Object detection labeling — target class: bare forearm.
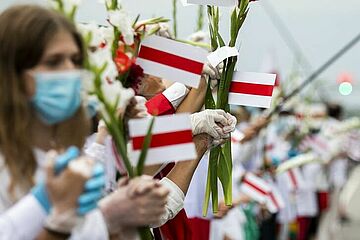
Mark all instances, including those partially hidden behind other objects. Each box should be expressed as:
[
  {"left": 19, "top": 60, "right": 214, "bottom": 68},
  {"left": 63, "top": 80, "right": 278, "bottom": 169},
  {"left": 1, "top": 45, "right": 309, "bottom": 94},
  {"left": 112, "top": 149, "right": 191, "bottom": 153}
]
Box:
[
  {"left": 176, "top": 78, "right": 207, "bottom": 113},
  {"left": 166, "top": 134, "right": 208, "bottom": 194},
  {"left": 143, "top": 164, "right": 165, "bottom": 176}
]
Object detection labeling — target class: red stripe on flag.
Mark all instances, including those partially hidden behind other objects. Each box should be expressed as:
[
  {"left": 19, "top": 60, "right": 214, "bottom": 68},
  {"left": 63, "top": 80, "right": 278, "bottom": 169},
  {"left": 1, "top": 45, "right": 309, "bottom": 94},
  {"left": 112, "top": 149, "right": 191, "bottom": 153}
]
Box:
[
  {"left": 243, "top": 178, "right": 268, "bottom": 195},
  {"left": 230, "top": 82, "right": 274, "bottom": 96},
  {"left": 138, "top": 45, "right": 204, "bottom": 75},
  {"left": 288, "top": 170, "right": 298, "bottom": 189},
  {"left": 269, "top": 192, "right": 280, "bottom": 210},
  {"left": 133, "top": 130, "right": 193, "bottom": 150}
]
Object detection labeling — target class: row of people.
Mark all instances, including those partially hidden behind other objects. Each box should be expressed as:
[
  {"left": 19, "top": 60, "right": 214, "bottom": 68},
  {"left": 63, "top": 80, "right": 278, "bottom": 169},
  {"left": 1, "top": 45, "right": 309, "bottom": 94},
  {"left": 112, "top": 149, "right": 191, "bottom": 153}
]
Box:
[{"left": 0, "top": 4, "right": 246, "bottom": 240}]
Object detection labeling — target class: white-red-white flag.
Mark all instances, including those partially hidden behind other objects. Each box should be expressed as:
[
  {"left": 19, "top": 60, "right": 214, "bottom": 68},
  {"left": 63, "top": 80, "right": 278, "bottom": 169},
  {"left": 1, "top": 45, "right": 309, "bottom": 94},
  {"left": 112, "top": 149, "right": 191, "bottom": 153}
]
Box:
[
  {"left": 128, "top": 114, "right": 196, "bottom": 166},
  {"left": 299, "top": 135, "right": 330, "bottom": 158},
  {"left": 137, "top": 35, "right": 207, "bottom": 88},
  {"left": 229, "top": 72, "right": 277, "bottom": 108},
  {"left": 266, "top": 185, "right": 286, "bottom": 213},
  {"left": 280, "top": 168, "right": 306, "bottom": 191},
  {"left": 240, "top": 173, "right": 272, "bottom": 203}
]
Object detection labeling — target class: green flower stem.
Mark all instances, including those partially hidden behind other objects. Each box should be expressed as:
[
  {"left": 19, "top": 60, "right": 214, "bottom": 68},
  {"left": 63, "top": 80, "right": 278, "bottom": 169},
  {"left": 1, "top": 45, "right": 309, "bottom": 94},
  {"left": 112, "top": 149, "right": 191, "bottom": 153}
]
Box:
[
  {"left": 204, "top": 0, "right": 250, "bottom": 214},
  {"left": 196, "top": 5, "right": 204, "bottom": 31},
  {"left": 172, "top": 0, "right": 178, "bottom": 38}
]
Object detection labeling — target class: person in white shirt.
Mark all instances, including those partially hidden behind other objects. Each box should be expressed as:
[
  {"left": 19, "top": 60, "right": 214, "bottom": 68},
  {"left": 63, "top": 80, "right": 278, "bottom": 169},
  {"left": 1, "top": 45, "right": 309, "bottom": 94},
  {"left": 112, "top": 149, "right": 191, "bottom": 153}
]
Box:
[{"left": 0, "top": 5, "right": 170, "bottom": 239}]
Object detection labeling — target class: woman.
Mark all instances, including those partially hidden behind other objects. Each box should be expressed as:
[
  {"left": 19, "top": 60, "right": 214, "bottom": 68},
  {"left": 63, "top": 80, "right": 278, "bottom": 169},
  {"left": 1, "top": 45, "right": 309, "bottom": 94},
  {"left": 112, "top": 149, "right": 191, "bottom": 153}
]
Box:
[{"left": 0, "top": 5, "right": 169, "bottom": 239}]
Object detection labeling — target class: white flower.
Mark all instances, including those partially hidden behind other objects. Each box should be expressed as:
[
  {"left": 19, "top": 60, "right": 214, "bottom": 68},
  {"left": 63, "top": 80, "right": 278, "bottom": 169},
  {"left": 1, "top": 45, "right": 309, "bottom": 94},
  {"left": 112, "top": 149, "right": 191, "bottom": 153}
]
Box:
[
  {"left": 108, "top": 9, "right": 134, "bottom": 45},
  {"left": 87, "top": 46, "right": 118, "bottom": 83},
  {"left": 77, "top": 23, "right": 104, "bottom": 47},
  {"left": 88, "top": 47, "right": 110, "bottom": 68},
  {"left": 99, "top": 80, "right": 135, "bottom": 122},
  {"left": 101, "top": 80, "right": 135, "bottom": 110},
  {"left": 81, "top": 70, "right": 96, "bottom": 93},
  {"left": 100, "top": 26, "right": 115, "bottom": 46}
]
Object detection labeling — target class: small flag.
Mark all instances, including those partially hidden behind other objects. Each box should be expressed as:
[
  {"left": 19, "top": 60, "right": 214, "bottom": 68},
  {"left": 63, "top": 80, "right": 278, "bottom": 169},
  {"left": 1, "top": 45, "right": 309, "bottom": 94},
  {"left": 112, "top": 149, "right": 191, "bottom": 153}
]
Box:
[
  {"left": 266, "top": 185, "right": 285, "bottom": 213},
  {"left": 137, "top": 35, "right": 208, "bottom": 88},
  {"left": 146, "top": 93, "right": 175, "bottom": 116},
  {"left": 186, "top": 0, "right": 237, "bottom": 7},
  {"left": 146, "top": 83, "right": 189, "bottom": 116},
  {"left": 280, "top": 168, "right": 306, "bottom": 191},
  {"left": 128, "top": 114, "right": 196, "bottom": 166},
  {"left": 300, "top": 135, "right": 329, "bottom": 157},
  {"left": 240, "top": 173, "right": 272, "bottom": 203},
  {"left": 229, "top": 72, "right": 276, "bottom": 108}
]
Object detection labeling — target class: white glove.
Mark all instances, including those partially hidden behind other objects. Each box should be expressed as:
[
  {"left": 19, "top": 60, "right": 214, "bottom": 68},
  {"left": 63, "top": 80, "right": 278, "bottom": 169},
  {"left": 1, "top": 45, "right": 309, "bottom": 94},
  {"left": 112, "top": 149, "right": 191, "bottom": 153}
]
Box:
[
  {"left": 133, "top": 96, "right": 150, "bottom": 118},
  {"left": 223, "top": 112, "right": 237, "bottom": 134},
  {"left": 190, "top": 109, "right": 237, "bottom": 139},
  {"left": 202, "top": 62, "right": 224, "bottom": 89},
  {"left": 210, "top": 113, "right": 236, "bottom": 147},
  {"left": 188, "top": 31, "right": 208, "bottom": 43},
  {"left": 155, "top": 23, "right": 173, "bottom": 39}
]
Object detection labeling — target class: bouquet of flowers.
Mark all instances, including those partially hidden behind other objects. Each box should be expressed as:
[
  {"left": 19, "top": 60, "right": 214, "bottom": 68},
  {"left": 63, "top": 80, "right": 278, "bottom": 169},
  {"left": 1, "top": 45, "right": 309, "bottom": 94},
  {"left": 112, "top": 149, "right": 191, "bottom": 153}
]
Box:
[{"left": 203, "top": 0, "right": 257, "bottom": 216}]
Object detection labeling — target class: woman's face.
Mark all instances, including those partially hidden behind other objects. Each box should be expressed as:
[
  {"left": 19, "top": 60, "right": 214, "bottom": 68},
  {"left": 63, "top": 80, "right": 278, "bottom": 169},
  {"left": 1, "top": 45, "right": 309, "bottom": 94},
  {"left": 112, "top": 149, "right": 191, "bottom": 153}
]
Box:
[{"left": 25, "top": 30, "right": 81, "bottom": 97}]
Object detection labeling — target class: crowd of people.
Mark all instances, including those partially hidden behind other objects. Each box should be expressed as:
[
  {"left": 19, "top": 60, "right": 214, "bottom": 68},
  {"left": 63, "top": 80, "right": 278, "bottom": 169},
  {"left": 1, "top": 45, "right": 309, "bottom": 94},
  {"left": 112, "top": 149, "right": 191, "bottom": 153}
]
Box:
[{"left": 0, "top": 3, "right": 359, "bottom": 240}]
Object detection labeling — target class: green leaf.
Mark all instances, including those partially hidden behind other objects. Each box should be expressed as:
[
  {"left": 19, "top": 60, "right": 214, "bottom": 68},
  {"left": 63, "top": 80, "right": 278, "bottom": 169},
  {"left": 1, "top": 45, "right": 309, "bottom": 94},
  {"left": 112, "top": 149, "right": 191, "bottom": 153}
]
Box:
[
  {"left": 209, "top": 147, "right": 220, "bottom": 213},
  {"left": 216, "top": 58, "right": 231, "bottom": 108},
  {"left": 205, "top": 81, "right": 216, "bottom": 109},
  {"left": 175, "top": 39, "right": 211, "bottom": 50},
  {"left": 218, "top": 140, "right": 233, "bottom": 206},
  {"left": 217, "top": 33, "right": 226, "bottom": 47},
  {"left": 136, "top": 117, "right": 155, "bottom": 176},
  {"left": 138, "top": 226, "right": 154, "bottom": 240},
  {"left": 172, "top": 0, "right": 178, "bottom": 38},
  {"left": 218, "top": 57, "right": 237, "bottom": 109},
  {"left": 230, "top": 7, "right": 237, "bottom": 42},
  {"left": 68, "top": 6, "right": 77, "bottom": 22},
  {"left": 196, "top": 5, "right": 204, "bottom": 31},
  {"left": 132, "top": 14, "right": 141, "bottom": 27},
  {"left": 202, "top": 161, "right": 212, "bottom": 216}
]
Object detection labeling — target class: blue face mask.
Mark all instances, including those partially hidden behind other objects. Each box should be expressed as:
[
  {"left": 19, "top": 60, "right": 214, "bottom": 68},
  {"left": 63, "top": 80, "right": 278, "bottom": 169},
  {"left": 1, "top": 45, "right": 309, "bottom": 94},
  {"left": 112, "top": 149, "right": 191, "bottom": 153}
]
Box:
[{"left": 31, "top": 71, "right": 82, "bottom": 125}]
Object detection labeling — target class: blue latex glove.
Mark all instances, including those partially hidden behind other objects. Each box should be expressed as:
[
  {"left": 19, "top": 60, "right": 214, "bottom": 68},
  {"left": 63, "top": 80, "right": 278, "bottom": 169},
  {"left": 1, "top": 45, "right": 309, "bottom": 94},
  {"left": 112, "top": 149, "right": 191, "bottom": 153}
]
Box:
[
  {"left": 32, "top": 146, "right": 105, "bottom": 215},
  {"left": 54, "top": 146, "right": 80, "bottom": 174},
  {"left": 31, "top": 182, "right": 52, "bottom": 213},
  {"left": 77, "top": 163, "right": 105, "bottom": 215},
  {"left": 32, "top": 146, "right": 80, "bottom": 213}
]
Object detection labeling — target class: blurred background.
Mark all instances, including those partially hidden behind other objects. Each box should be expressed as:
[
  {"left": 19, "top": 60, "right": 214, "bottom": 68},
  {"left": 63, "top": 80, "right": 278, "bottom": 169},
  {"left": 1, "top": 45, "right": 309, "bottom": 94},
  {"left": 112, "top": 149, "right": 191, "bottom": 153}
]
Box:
[{"left": 2, "top": 0, "right": 360, "bottom": 115}]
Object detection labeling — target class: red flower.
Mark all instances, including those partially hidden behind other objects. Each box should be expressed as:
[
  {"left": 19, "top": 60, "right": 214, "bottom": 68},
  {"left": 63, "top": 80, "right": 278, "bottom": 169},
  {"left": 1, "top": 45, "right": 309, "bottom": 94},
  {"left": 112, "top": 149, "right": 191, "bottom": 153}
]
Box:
[{"left": 114, "top": 49, "right": 133, "bottom": 74}]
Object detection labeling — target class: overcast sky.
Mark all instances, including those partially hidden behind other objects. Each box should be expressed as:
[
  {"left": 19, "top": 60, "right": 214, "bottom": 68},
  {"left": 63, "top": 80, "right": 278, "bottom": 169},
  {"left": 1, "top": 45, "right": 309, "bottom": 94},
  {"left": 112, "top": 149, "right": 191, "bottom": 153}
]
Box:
[{"left": 2, "top": 0, "right": 360, "bottom": 112}]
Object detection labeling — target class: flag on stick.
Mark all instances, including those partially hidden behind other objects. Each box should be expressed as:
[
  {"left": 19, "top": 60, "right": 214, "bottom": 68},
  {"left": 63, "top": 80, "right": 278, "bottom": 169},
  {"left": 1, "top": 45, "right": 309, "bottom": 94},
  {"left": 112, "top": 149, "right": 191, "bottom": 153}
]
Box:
[
  {"left": 129, "top": 114, "right": 196, "bottom": 166},
  {"left": 229, "top": 72, "right": 277, "bottom": 108},
  {"left": 137, "top": 35, "right": 207, "bottom": 88}
]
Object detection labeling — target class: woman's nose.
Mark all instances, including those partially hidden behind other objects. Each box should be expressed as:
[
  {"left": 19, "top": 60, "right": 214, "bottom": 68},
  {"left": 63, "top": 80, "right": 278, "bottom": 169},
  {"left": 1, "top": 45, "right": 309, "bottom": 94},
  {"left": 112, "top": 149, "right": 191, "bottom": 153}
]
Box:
[{"left": 62, "top": 58, "right": 76, "bottom": 70}]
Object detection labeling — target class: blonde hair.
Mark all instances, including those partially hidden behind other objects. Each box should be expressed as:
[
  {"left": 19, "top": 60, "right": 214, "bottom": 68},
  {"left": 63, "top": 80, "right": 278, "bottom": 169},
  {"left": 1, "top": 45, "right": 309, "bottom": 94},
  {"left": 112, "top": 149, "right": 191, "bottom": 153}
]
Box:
[{"left": 0, "top": 5, "right": 90, "bottom": 193}]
